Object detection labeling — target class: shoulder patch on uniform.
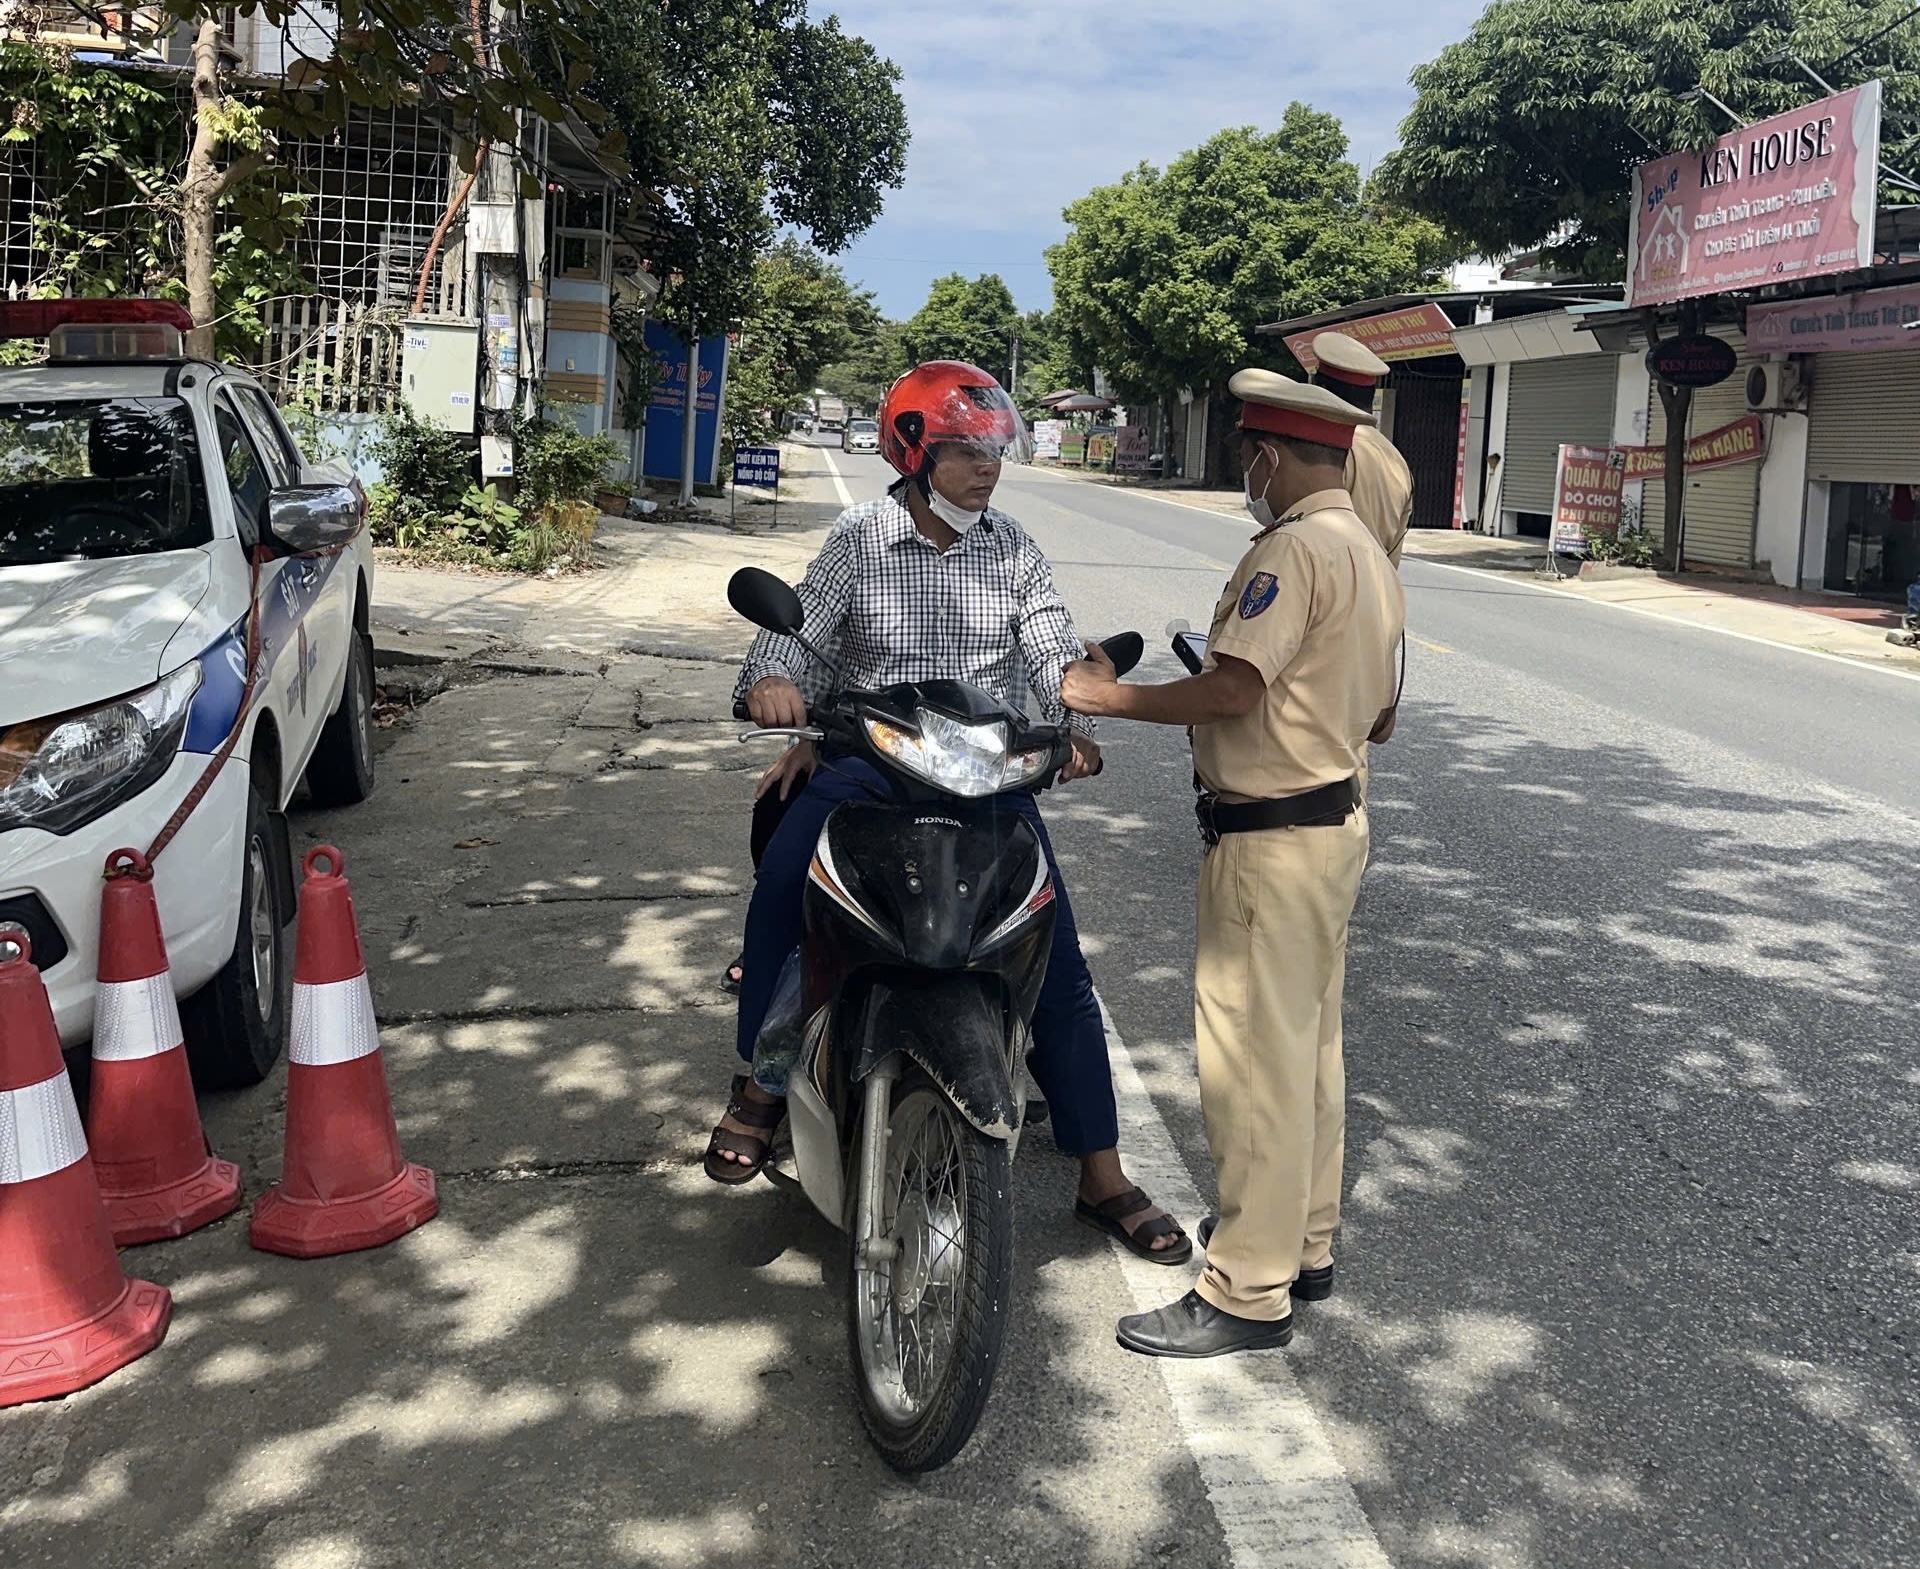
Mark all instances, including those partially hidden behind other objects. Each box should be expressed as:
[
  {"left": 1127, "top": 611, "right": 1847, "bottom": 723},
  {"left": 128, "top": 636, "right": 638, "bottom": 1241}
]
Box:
[{"left": 1239, "top": 572, "right": 1279, "bottom": 619}]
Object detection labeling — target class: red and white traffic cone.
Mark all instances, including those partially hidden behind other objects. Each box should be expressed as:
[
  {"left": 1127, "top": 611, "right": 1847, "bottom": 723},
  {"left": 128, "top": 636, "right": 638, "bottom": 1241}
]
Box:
[
  {"left": 87, "top": 849, "right": 242, "bottom": 1246},
  {"left": 0, "top": 928, "right": 171, "bottom": 1408},
  {"left": 249, "top": 846, "right": 436, "bottom": 1258}
]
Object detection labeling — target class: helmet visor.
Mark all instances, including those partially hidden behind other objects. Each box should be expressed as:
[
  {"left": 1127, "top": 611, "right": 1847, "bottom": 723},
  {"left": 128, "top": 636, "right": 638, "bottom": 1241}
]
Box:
[{"left": 923, "top": 380, "right": 1033, "bottom": 466}]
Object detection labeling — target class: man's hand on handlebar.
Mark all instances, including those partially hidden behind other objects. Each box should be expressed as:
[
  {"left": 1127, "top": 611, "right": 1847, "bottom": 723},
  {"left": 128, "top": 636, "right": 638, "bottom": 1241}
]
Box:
[
  {"left": 755, "top": 739, "right": 819, "bottom": 801},
  {"left": 1059, "top": 733, "right": 1101, "bottom": 783},
  {"left": 747, "top": 675, "right": 809, "bottom": 729}
]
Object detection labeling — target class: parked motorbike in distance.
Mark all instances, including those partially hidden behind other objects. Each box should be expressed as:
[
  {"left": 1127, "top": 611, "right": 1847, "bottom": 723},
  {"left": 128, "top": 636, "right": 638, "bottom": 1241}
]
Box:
[{"left": 727, "top": 566, "right": 1140, "bottom": 1474}]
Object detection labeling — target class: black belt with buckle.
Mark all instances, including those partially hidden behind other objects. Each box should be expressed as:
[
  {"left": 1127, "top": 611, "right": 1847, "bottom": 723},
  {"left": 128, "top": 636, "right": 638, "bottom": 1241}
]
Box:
[{"left": 1194, "top": 778, "right": 1357, "bottom": 845}]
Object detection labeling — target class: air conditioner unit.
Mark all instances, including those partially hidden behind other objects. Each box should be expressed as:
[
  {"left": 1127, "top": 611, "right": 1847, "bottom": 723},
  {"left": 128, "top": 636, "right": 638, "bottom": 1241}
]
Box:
[{"left": 1746, "top": 358, "right": 1809, "bottom": 412}]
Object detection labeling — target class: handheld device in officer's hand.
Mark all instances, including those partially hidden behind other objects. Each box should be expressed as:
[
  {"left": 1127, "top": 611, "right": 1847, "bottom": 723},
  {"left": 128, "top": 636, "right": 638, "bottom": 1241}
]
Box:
[{"left": 1167, "top": 618, "right": 1207, "bottom": 676}]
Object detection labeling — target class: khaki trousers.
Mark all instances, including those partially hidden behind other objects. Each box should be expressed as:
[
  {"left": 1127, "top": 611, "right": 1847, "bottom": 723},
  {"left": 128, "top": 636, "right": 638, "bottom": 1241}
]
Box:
[{"left": 1194, "top": 810, "right": 1370, "bottom": 1322}]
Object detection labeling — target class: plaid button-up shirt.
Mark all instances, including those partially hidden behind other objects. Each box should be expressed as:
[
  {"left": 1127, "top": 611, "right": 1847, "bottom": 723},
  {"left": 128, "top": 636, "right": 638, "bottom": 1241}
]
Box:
[{"left": 735, "top": 494, "right": 1094, "bottom": 736}]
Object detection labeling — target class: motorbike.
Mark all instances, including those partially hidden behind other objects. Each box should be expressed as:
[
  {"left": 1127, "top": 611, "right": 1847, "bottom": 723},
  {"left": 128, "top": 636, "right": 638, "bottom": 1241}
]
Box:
[{"left": 726, "top": 566, "right": 1140, "bottom": 1475}]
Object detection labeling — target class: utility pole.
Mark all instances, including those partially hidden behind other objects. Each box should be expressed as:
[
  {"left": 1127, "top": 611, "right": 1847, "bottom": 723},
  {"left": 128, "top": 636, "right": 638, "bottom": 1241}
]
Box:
[
  {"left": 679, "top": 295, "right": 700, "bottom": 509},
  {"left": 1008, "top": 333, "right": 1019, "bottom": 399}
]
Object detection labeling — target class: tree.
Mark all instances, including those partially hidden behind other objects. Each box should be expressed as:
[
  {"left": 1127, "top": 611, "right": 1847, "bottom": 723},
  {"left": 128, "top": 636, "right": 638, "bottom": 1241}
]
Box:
[
  {"left": 817, "top": 318, "right": 908, "bottom": 411},
  {"left": 1046, "top": 109, "right": 1450, "bottom": 475},
  {"left": 898, "top": 273, "right": 1021, "bottom": 382},
  {"left": 1377, "top": 0, "right": 1920, "bottom": 566},
  {"left": 555, "top": 1, "right": 907, "bottom": 342},
  {"left": 5, "top": 0, "right": 624, "bottom": 355},
  {"left": 724, "top": 238, "right": 881, "bottom": 445}
]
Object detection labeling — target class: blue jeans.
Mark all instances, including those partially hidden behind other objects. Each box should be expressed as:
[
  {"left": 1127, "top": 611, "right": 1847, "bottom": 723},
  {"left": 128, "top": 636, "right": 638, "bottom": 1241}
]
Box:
[{"left": 735, "top": 758, "right": 1121, "bottom": 1157}]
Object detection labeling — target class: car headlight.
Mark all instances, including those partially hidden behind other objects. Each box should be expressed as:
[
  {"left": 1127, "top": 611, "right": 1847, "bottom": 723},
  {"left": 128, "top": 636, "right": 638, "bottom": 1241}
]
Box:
[
  {"left": 0, "top": 663, "right": 203, "bottom": 835},
  {"left": 864, "top": 708, "right": 1059, "bottom": 798}
]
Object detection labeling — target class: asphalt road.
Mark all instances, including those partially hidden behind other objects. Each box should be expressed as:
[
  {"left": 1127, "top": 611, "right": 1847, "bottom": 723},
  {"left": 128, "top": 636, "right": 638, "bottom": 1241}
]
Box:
[{"left": 825, "top": 444, "right": 1920, "bottom": 1567}]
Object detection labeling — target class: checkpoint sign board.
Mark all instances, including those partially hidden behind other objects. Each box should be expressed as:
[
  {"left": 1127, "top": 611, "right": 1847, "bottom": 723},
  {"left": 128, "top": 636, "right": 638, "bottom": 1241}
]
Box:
[{"left": 733, "top": 446, "right": 780, "bottom": 490}]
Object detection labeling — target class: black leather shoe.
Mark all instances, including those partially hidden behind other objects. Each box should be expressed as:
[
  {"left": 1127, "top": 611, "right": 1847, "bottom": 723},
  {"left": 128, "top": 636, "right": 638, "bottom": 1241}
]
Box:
[
  {"left": 1116, "top": 1290, "right": 1293, "bottom": 1359},
  {"left": 1195, "top": 1215, "right": 1335, "bottom": 1302}
]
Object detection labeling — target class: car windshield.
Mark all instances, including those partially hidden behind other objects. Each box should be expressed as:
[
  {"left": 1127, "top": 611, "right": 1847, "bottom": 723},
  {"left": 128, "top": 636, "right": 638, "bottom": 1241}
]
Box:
[
  {"left": 851, "top": 421, "right": 876, "bottom": 433},
  {"left": 0, "top": 396, "right": 213, "bottom": 566}
]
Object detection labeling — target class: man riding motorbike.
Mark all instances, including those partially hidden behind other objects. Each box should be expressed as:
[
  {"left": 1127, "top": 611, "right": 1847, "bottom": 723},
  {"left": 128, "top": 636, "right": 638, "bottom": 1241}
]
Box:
[{"left": 704, "top": 360, "right": 1190, "bottom": 1263}]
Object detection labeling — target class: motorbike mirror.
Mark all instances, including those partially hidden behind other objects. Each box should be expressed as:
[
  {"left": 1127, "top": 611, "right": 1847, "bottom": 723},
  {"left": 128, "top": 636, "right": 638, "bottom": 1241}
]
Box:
[
  {"left": 1099, "top": 631, "right": 1144, "bottom": 678},
  {"left": 728, "top": 567, "right": 805, "bottom": 635}
]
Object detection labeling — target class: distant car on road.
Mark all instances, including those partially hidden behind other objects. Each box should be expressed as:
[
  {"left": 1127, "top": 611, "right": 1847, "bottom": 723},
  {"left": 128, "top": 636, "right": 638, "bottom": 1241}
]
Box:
[
  {"left": 0, "top": 300, "right": 377, "bottom": 1089},
  {"left": 842, "top": 418, "right": 879, "bottom": 454}
]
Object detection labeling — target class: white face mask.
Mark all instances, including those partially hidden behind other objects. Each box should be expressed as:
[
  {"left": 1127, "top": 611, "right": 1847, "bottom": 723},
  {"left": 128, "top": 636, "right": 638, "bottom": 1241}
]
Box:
[
  {"left": 1243, "top": 443, "right": 1279, "bottom": 530},
  {"left": 926, "top": 484, "right": 984, "bottom": 533}
]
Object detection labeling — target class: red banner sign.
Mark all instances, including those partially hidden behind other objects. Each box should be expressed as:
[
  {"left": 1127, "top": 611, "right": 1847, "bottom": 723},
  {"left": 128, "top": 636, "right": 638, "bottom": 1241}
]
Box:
[
  {"left": 1747, "top": 279, "right": 1920, "bottom": 354},
  {"left": 1285, "top": 302, "right": 1457, "bottom": 371},
  {"left": 1618, "top": 414, "right": 1766, "bottom": 483},
  {"left": 1551, "top": 445, "right": 1625, "bottom": 553},
  {"left": 1626, "top": 83, "right": 1882, "bottom": 308}
]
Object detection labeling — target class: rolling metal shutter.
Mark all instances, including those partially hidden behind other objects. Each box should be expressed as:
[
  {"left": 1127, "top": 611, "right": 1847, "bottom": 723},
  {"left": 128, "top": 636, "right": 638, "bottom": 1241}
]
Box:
[
  {"left": 1806, "top": 352, "right": 1920, "bottom": 484},
  {"left": 1642, "top": 342, "right": 1759, "bottom": 568},
  {"left": 1499, "top": 358, "right": 1619, "bottom": 515}
]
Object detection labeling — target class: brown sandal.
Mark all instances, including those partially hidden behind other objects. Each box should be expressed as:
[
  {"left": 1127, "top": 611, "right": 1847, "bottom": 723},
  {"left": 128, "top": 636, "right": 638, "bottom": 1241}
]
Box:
[
  {"left": 704, "top": 1074, "right": 786, "bottom": 1185},
  {"left": 1075, "top": 1186, "right": 1193, "bottom": 1265}
]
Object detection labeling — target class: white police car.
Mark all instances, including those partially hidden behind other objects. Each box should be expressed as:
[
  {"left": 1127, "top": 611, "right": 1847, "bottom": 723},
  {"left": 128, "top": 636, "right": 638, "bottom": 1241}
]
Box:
[{"left": 0, "top": 301, "right": 376, "bottom": 1087}]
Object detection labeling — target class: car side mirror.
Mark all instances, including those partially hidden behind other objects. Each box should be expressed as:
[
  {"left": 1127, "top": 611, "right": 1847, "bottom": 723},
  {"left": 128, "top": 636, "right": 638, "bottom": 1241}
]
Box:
[
  {"left": 267, "top": 483, "right": 363, "bottom": 555},
  {"left": 728, "top": 567, "right": 805, "bottom": 635}
]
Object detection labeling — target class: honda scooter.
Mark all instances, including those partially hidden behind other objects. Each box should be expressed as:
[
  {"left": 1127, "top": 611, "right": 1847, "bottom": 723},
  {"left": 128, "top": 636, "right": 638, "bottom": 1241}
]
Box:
[{"left": 727, "top": 566, "right": 1139, "bottom": 1474}]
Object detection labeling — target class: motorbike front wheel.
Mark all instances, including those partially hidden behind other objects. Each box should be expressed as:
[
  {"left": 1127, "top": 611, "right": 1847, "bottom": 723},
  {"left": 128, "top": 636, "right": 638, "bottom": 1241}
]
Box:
[{"left": 847, "top": 1077, "right": 1014, "bottom": 1474}]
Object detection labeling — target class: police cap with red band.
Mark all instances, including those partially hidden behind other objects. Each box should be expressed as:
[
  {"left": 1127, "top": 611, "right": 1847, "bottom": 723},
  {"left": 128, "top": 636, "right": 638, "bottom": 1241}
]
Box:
[
  {"left": 1310, "top": 331, "right": 1391, "bottom": 389},
  {"left": 1228, "top": 369, "right": 1376, "bottom": 451}
]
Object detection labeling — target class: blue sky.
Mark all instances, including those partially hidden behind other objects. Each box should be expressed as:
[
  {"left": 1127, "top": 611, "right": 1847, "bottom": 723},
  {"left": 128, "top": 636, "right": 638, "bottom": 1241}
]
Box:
[{"left": 814, "top": 0, "right": 1488, "bottom": 319}]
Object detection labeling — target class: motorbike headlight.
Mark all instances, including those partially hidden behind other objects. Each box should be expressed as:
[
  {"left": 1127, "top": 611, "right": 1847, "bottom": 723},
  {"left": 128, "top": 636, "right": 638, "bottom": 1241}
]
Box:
[
  {"left": 865, "top": 708, "right": 1059, "bottom": 798},
  {"left": 0, "top": 663, "right": 203, "bottom": 835}
]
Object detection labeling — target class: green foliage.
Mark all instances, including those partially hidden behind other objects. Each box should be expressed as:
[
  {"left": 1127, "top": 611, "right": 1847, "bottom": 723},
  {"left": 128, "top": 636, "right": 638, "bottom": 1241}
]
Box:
[
  {"left": 0, "top": 42, "right": 306, "bottom": 357},
  {"left": 899, "top": 273, "right": 1021, "bottom": 379},
  {"left": 1046, "top": 111, "right": 1453, "bottom": 405},
  {"left": 726, "top": 238, "right": 882, "bottom": 445},
  {"left": 818, "top": 319, "right": 910, "bottom": 412},
  {"left": 543, "top": 2, "right": 907, "bottom": 339},
  {"left": 512, "top": 416, "right": 624, "bottom": 513},
  {"left": 1378, "top": 0, "right": 1920, "bottom": 273},
  {"left": 367, "top": 404, "right": 472, "bottom": 515}
]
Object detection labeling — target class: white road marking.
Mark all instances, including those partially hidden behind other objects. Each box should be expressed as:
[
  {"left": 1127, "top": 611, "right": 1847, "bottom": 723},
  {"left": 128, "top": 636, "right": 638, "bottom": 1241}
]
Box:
[
  {"left": 818, "top": 445, "right": 855, "bottom": 508},
  {"left": 1409, "top": 557, "right": 1920, "bottom": 685},
  {"left": 1093, "top": 992, "right": 1391, "bottom": 1569}
]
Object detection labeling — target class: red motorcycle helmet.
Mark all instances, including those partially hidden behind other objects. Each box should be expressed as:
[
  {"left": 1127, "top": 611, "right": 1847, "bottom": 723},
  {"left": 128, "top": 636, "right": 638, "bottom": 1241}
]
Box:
[{"left": 878, "top": 360, "right": 1030, "bottom": 478}]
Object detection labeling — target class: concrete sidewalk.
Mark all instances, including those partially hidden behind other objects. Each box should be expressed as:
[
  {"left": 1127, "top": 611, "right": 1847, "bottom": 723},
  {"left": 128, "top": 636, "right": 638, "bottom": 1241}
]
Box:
[{"left": 1034, "top": 464, "right": 1920, "bottom": 677}]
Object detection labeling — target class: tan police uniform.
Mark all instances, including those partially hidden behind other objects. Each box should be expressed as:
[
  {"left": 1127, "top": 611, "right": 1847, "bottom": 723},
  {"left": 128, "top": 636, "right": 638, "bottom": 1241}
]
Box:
[
  {"left": 1312, "top": 332, "right": 1413, "bottom": 567},
  {"left": 1191, "top": 373, "right": 1405, "bottom": 1322}
]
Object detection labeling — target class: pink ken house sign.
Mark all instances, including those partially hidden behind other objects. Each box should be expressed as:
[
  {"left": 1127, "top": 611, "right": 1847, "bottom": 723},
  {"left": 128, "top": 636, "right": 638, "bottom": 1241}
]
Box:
[{"left": 1626, "top": 83, "right": 1883, "bottom": 309}]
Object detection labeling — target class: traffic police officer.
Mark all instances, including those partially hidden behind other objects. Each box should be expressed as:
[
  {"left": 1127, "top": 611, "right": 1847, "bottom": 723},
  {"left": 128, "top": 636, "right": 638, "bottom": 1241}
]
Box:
[
  {"left": 1061, "top": 373, "right": 1405, "bottom": 1357},
  {"left": 1311, "top": 331, "right": 1413, "bottom": 566}
]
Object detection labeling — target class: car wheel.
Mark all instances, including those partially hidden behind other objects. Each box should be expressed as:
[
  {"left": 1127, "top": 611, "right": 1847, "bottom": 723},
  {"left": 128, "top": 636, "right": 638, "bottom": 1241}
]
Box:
[
  {"left": 181, "top": 780, "right": 292, "bottom": 1090},
  {"left": 304, "top": 626, "right": 376, "bottom": 807}
]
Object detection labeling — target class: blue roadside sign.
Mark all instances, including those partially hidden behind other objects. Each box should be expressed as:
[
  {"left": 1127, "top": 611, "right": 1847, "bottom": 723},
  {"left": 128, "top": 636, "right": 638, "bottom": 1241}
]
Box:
[{"left": 733, "top": 445, "right": 781, "bottom": 490}]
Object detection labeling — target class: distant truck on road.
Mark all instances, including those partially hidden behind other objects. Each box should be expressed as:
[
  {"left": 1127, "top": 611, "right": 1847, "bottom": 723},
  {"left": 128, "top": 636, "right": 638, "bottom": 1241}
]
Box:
[{"left": 814, "top": 395, "right": 847, "bottom": 433}]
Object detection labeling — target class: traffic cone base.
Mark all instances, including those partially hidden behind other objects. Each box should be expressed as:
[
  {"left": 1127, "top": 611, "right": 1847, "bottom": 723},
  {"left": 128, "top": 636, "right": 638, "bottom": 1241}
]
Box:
[
  {"left": 250, "top": 1161, "right": 437, "bottom": 1259},
  {"left": 88, "top": 851, "right": 242, "bottom": 1246},
  {"left": 100, "top": 1156, "right": 242, "bottom": 1247},
  {"left": 2, "top": 926, "right": 172, "bottom": 1408},
  {"left": 0, "top": 1277, "right": 171, "bottom": 1407}
]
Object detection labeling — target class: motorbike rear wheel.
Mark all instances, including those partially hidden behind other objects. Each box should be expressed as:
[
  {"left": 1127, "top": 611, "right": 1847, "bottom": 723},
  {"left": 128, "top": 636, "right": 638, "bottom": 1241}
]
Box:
[{"left": 847, "top": 1076, "right": 1014, "bottom": 1474}]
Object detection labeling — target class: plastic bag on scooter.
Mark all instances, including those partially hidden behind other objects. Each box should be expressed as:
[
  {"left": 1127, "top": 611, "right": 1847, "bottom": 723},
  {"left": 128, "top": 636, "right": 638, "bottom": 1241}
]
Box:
[{"left": 751, "top": 947, "right": 806, "bottom": 1097}]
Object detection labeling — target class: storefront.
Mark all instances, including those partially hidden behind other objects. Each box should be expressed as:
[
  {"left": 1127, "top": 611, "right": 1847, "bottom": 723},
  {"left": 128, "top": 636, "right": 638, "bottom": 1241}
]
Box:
[
  {"left": 1748, "top": 278, "right": 1920, "bottom": 598},
  {"left": 1641, "top": 334, "right": 1764, "bottom": 569},
  {"left": 1496, "top": 358, "right": 1619, "bottom": 532}
]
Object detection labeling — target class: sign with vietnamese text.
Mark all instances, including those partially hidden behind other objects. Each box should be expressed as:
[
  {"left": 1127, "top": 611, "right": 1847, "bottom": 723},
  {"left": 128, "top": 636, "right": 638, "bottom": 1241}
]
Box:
[
  {"left": 1551, "top": 444, "right": 1625, "bottom": 554},
  {"left": 1618, "top": 414, "right": 1766, "bottom": 484},
  {"left": 1059, "top": 433, "right": 1087, "bottom": 467},
  {"left": 1747, "top": 279, "right": 1920, "bottom": 354},
  {"left": 732, "top": 445, "right": 780, "bottom": 490},
  {"left": 1647, "top": 334, "right": 1738, "bottom": 387},
  {"left": 642, "top": 319, "right": 730, "bottom": 486},
  {"left": 1626, "top": 83, "right": 1882, "bottom": 308},
  {"left": 1285, "top": 302, "right": 1457, "bottom": 371},
  {"left": 1114, "top": 425, "right": 1150, "bottom": 474},
  {"left": 1032, "top": 419, "right": 1063, "bottom": 459}
]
